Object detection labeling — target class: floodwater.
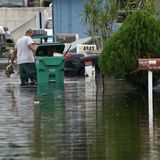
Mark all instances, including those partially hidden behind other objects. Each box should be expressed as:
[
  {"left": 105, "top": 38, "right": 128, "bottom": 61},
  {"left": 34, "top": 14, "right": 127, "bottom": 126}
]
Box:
[{"left": 0, "top": 69, "right": 160, "bottom": 160}]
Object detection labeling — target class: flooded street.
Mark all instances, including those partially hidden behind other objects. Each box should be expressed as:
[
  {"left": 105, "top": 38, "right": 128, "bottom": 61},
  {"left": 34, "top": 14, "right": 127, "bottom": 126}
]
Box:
[{"left": 0, "top": 69, "right": 160, "bottom": 160}]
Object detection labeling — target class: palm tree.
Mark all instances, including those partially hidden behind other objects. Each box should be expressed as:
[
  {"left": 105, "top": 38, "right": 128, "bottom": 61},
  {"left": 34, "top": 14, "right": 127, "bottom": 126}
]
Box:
[
  {"left": 81, "top": 0, "right": 119, "bottom": 49},
  {"left": 81, "top": 0, "right": 160, "bottom": 49}
]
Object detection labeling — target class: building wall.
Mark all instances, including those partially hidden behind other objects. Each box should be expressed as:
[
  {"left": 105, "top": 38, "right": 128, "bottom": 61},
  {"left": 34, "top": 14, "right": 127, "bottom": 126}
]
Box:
[
  {"left": 54, "top": 0, "right": 89, "bottom": 38},
  {"left": 0, "top": 7, "right": 49, "bottom": 41},
  {"left": 0, "top": 7, "right": 46, "bottom": 31}
]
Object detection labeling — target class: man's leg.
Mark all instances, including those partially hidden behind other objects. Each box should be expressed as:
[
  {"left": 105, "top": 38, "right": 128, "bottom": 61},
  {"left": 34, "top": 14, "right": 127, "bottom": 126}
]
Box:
[
  {"left": 19, "top": 64, "right": 29, "bottom": 85},
  {"left": 24, "top": 63, "right": 37, "bottom": 84}
]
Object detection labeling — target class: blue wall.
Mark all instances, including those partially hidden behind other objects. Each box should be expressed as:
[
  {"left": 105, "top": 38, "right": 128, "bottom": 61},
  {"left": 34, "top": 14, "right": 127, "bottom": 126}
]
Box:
[{"left": 54, "top": 0, "right": 89, "bottom": 38}]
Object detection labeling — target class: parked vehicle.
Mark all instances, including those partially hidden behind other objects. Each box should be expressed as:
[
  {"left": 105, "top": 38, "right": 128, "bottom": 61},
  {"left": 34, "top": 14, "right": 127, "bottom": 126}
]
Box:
[
  {"left": 64, "top": 52, "right": 100, "bottom": 76},
  {"left": 64, "top": 52, "right": 85, "bottom": 76}
]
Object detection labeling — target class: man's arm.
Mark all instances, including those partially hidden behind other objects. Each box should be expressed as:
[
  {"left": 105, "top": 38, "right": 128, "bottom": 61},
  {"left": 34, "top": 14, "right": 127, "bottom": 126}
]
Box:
[
  {"left": 28, "top": 43, "right": 37, "bottom": 54},
  {"left": 11, "top": 48, "right": 17, "bottom": 65}
]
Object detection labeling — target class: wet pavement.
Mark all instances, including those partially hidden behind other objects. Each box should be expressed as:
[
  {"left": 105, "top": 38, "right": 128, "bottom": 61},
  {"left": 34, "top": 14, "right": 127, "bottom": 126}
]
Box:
[{"left": 0, "top": 68, "right": 160, "bottom": 160}]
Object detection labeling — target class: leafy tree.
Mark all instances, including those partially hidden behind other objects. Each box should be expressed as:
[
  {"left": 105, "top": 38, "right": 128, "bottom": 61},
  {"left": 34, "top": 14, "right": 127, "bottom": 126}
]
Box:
[
  {"left": 99, "top": 10, "right": 160, "bottom": 87},
  {"left": 81, "top": 0, "right": 160, "bottom": 87}
]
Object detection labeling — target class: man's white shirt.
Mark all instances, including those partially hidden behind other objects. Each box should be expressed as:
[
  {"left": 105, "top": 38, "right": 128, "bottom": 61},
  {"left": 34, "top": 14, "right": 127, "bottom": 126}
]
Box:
[{"left": 15, "top": 36, "right": 35, "bottom": 64}]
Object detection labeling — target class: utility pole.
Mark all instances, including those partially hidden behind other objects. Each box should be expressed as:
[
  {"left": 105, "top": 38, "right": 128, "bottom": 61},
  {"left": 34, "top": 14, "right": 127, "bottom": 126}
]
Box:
[{"left": 51, "top": 0, "right": 54, "bottom": 41}]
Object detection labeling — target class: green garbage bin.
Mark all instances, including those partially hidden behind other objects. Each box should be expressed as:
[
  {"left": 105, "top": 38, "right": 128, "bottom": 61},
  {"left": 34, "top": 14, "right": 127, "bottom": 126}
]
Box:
[{"left": 35, "top": 43, "right": 65, "bottom": 84}]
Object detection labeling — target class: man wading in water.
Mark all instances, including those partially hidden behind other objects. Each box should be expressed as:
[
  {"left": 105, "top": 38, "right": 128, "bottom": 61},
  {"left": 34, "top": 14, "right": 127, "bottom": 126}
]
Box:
[{"left": 11, "top": 29, "right": 37, "bottom": 86}]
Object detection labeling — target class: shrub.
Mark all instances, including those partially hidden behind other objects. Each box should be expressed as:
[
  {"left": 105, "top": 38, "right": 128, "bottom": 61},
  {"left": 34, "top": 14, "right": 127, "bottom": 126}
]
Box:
[{"left": 99, "top": 10, "right": 160, "bottom": 88}]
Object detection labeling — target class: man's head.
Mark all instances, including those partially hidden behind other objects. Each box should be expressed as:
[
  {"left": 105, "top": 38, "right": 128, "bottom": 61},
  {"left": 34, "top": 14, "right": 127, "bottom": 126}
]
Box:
[{"left": 25, "top": 29, "right": 35, "bottom": 37}]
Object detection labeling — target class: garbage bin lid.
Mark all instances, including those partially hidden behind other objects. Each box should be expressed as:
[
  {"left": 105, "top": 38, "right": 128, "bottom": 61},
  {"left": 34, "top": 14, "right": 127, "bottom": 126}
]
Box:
[{"left": 35, "top": 43, "right": 65, "bottom": 56}]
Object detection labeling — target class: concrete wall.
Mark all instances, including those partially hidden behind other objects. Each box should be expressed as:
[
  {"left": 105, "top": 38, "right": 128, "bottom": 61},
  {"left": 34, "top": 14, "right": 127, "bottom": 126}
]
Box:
[
  {"left": 0, "top": 7, "right": 51, "bottom": 41},
  {"left": 11, "top": 17, "right": 36, "bottom": 41}
]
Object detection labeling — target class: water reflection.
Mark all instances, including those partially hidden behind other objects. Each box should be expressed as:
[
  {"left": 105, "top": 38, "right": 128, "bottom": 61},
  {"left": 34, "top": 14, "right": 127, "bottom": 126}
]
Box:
[
  {"left": 31, "top": 79, "right": 105, "bottom": 159},
  {"left": 102, "top": 79, "right": 160, "bottom": 160},
  {"left": 0, "top": 81, "right": 36, "bottom": 158},
  {"left": 32, "top": 83, "right": 65, "bottom": 158},
  {"left": 1, "top": 71, "right": 160, "bottom": 159}
]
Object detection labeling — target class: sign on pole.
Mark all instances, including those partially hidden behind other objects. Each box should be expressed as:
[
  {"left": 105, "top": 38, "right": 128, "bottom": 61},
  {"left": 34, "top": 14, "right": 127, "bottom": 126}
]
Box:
[
  {"left": 138, "top": 58, "right": 160, "bottom": 70},
  {"left": 138, "top": 58, "right": 160, "bottom": 128}
]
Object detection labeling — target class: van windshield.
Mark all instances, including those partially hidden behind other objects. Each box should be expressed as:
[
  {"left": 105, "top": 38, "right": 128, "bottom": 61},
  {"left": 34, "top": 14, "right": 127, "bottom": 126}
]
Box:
[{"left": 0, "top": 0, "right": 24, "bottom": 7}]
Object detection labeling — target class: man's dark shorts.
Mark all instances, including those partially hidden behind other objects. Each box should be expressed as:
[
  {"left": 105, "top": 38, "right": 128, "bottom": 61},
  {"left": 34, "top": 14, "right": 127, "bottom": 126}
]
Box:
[{"left": 19, "top": 63, "right": 37, "bottom": 84}]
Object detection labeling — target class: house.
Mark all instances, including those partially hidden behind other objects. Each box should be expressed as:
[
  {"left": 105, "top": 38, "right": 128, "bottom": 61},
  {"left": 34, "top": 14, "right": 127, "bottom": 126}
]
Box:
[{"left": 53, "top": 0, "right": 89, "bottom": 38}]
